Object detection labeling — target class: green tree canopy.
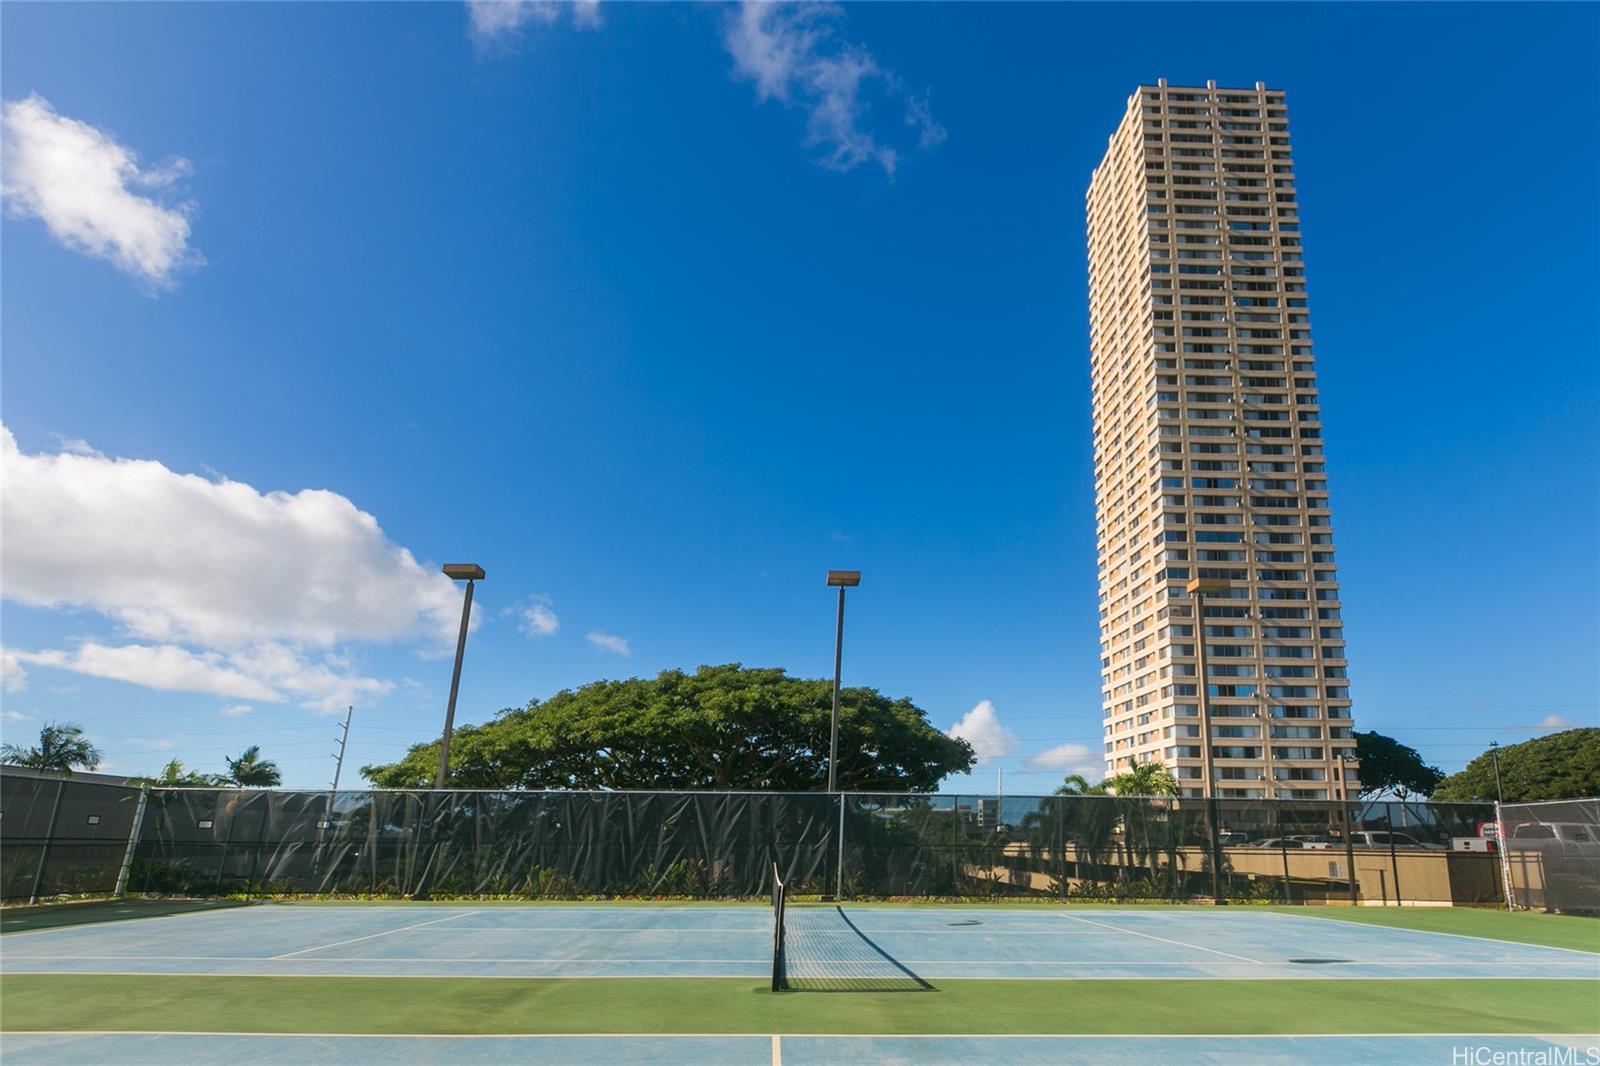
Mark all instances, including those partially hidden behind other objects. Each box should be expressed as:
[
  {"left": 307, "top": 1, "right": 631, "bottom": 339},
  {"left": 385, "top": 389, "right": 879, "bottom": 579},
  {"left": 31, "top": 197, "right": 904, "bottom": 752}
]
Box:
[
  {"left": 361, "top": 664, "right": 975, "bottom": 791},
  {"left": 1354, "top": 730, "right": 1444, "bottom": 799},
  {"left": 1432, "top": 728, "right": 1600, "bottom": 803},
  {"left": 0, "top": 722, "right": 102, "bottom": 775},
  {"left": 224, "top": 745, "right": 282, "bottom": 787}
]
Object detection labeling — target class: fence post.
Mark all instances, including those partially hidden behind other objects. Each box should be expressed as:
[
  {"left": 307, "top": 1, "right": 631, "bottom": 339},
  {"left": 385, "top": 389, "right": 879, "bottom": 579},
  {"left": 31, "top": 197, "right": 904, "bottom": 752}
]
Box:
[
  {"left": 1206, "top": 797, "right": 1224, "bottom": 903},
  {"left": 1495, "top": 801, "right": 1515, "bottom": 911},
  {"left": 835, "top": 792, "right": 846, "bottom": 900},
  {"left": 27, "top": 778, "right": 66, "bottom": 905},
  {"left": 113, "top": 784, "right": 151, "bottom": 898},
  {"left": 1342, "top": 800, "right": 1359, "bottom": 905},
  {"left": 1387, "top": 803, "right": 1402, "bottom": 908}
]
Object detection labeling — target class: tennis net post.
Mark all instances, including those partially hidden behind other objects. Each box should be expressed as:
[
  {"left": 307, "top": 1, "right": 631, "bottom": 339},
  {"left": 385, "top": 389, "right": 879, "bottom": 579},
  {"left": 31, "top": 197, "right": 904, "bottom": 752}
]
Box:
[{"left": 771, "top": 861, "right": 787, "bottom": 991}]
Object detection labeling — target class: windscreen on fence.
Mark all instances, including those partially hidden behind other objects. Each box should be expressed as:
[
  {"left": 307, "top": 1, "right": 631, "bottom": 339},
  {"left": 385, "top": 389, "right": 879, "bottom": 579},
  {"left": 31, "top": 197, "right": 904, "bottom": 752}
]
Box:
[
  {"left": 0, "top": 775, "right": 1513, "bottom": 905},
  {"left": 1499, "top": 798, "right": 1600, "bottom": 916},
  {"left": 0, "top": 773, "right": 145, "bottom": 901}
]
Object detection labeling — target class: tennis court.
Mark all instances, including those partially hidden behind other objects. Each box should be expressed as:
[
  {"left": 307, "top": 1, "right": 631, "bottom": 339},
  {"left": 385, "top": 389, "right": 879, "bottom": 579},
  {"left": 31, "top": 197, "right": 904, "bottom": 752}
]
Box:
[
  {"left": 4, "top": 901, "right": 1596, "bottom": 981},
  {"left": 2, "top": 900, "right": 1597, "bottom": 1064}
]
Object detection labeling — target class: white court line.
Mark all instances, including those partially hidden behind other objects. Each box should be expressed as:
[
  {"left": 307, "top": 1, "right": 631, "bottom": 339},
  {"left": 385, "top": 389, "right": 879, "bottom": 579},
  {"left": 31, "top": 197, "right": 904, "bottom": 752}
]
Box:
[
  {"left": 6, "top": 1024, "right": 1593, "bottom": 1030},
  {"left": 1262, "top": 911, "right": 1600, "bottom": 959},
  {"left": 270, "top": 911, "right": 477, "bottom": 960},
  {"left": 304, "top": 921, "right": 768, "bottom": 928},
  {"left": 3, "top": 969, "right": 1583, "bottom": 981},
  {"left": 1063, "top": 914, "right": 1263, "bottom": 964},
  {"left": 771, "top": 1033, "right": 781, "bottom": 1066},
  {"left": 13, "top": 956, "right": 1583, "bottom": 967}
]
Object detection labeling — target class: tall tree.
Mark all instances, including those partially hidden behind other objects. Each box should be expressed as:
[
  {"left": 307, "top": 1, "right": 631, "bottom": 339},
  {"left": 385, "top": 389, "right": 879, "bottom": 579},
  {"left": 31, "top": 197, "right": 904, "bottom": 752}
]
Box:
[
  {"left": 1432, "top": 729, "right": 1600, "bottom": 803},
  {"left": 224, "top": 745, "right": 282, "bottom": 787},
  {"left": 1354, "top": 730, "right": 1444, "bottom": 799},
  {"left": 362, "top": 663, "right": 975, "bottom": 791},
  {"left": 0, "top": 722, "right": 102, "bottom": 775}
]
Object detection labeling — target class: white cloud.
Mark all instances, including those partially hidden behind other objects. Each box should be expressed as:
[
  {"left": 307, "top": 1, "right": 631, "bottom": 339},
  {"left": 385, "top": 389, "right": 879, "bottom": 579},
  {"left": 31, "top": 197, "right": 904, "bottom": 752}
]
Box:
[
  {"left": 2, "top": 709, "right": 34, "bottom": 722},
  {"left": 466, "top": 0, "right": 599, "bottom": 41},
  {"left": 13, "top": 644, "right": 279, "bottom": 702},
  {"left": 1536, "top": 714, "right": 1578, "bottom": 731},
  {"left": 1023, "top": 742, "right": 1102, "bottom": 781},
  {"left": 54, "top": 435, "right": 104, "bottom": 458},
  {"left": 725, "top": 2, "right": 940, "bottom": 175},
  {"left": 1, "top": 649, "right": 26, "bottom": 693},
  {"left": 586, "top": 631, "right": 630, "bottom": 656},
  {"left": 946, "top": 699, "right": 1016, "bottom": 766},
  {"left": 904, "top": 93, "right": 946, "bottom": 149},
  {"left": 1, "top": 426, "right": 462, "bottom": 650},
  {"left": 1, "top": 95, "right": 200, "bottom": 288},
  {"left": 505, "top": 595, "right": 559, "bottom": 638},
  {"left": 218, "top": 704, "right": 253, "bottom": 718},
  {"left": 1, "top": 428, "right": 449, "bottom": 712}
]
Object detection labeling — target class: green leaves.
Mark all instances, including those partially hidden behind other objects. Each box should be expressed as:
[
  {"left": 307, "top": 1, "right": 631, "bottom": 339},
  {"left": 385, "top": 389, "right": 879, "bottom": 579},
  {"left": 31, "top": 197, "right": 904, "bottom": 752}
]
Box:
[
  {"left": 0, "top": 721, "right": 101, "bottom": 774},
  {"left": 1432, "top": 728, "right": 1599, "bottom": 803},
  {"left": 223, "top": 744, "right": 282, "bottom": 787},
  {"left": 361, "top": 663, "right": 975, "bottom": 791},
  {"left": 1354, "top": 730, "right": 1443, "bottom": 799}
]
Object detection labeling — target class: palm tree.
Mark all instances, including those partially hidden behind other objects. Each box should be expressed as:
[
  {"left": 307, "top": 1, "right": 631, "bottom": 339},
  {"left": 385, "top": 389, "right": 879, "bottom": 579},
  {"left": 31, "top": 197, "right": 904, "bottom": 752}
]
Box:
[
  {"left": 224, "top": 745, "right": 281, "bottom": 787},
  {"left": 0, "top": 722, "right": 102, "bottom": 774},
  {"left": 1054, "top": 774, "right": 1108, "bottom": 796},
  {"left": 1105, "top": 761, "right": 1179, "bottom": 797},
  {"left": 132, "top": 759, "right": 224, "bottom": 787}
]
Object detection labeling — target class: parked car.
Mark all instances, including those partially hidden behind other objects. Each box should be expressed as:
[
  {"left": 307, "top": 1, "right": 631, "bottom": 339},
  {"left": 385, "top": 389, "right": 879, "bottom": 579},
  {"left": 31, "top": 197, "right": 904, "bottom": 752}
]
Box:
[{"left": 1344, "top": 831, "right": 1445, "bottom": 850}]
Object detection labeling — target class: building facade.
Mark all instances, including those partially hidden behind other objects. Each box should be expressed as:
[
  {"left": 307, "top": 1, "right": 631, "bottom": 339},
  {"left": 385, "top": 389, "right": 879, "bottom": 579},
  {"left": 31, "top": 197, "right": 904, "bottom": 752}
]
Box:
[{"left": 1086, "top": 80, "right": 1357, "bottom": 800}]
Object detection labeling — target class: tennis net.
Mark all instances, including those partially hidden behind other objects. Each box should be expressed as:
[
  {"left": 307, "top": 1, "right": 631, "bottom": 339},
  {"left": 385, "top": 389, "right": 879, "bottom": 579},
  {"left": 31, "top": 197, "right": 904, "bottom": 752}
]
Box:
[{"left": 770, "top": 862, "right": 787, "bottom": 991}]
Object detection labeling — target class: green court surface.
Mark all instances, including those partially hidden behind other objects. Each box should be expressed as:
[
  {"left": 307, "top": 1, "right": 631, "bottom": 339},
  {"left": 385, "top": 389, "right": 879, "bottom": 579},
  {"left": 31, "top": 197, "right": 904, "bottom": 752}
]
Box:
[
  {"left": 0, "top": 898, "right": 247, "bottom": 935},
  {"left": 2, "top": 975, "right": 1597, "bottom": 1037}
]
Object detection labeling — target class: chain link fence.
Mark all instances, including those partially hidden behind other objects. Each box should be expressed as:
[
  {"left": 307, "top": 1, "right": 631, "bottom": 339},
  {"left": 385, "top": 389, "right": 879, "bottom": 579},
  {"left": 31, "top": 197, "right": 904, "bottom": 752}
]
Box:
[
  {"left": 1499, "top": 798, "right": 1600, "bottom": 916},
  {"left": 2, "top": 775, "right": 1525, "bottom": 906}
]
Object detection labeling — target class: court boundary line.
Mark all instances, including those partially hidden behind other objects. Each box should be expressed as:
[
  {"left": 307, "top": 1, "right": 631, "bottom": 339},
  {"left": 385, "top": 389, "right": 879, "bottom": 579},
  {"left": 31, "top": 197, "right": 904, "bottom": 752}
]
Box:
[
  {"left": 6, "top": 1024, "right": 1593, "bottom": 1030},
  {"left": 8, "top": 955, "right": 1575, "bottom": 967},
  {"left": 270, "top": 911, "right": 477, "bottom": 959},
  {"left": 1062, "top": 913, "right": 1263, "bottom": 964},
  {"left": 2, "top": 969, "right": 1590, "bottom": 981},
  {"left": 1260, "top": 910, "right": 1600, "bottom": 958}
]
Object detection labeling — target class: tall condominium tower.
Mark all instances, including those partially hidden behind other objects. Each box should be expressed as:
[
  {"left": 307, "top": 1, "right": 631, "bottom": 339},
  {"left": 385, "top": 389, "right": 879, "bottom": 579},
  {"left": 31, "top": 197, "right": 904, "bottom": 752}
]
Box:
[{"left": 1086, "top": 80, "right": 1357, "bottom": 801}]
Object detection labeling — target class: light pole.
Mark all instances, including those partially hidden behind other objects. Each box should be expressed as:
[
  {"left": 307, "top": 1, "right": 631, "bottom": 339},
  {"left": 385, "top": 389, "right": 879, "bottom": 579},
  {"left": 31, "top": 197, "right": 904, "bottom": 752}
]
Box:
[
  {"left": 1186, "top": 577, "right": 1230, "bottom": 902},
  {"left": 1336, "top": 749, "right": 1358, "bottom": 903},
  {"left": 825, "top": 570, "right": 860, "bottom": 793},
  {"left": 1489, "top": 741, "right": 1504, "bottom": 805},
  {"left": 1185, "top": 577, "right": 1230, "bottom": 800},
  {"left": 436, "top": 563, "right": 485, "bottom": 789}
]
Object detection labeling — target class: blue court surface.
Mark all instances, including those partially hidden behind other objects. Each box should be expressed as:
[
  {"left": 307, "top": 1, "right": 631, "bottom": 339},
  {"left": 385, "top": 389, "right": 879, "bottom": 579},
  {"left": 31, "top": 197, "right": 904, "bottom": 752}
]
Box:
[
  {"left": 3, "top": 1032, "right": 1598, "bottom": 1065},
  {"left": 3, "top": 903, "right": 1597, "bottom": 981}
]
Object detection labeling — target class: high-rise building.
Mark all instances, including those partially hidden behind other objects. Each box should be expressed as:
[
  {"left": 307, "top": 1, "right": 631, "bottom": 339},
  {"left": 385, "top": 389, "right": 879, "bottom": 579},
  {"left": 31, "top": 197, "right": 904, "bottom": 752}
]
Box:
[{"left": 1086, "top": 80, "right": 1357, "bottom": 801}]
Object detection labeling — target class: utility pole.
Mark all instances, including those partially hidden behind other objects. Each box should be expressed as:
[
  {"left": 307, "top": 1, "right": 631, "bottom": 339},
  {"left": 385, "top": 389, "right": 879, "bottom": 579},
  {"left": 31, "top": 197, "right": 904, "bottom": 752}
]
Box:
[
  {"left": 315, "top": 706, "right": 353, "bottom": 878},
  {"left": 331, "top": 706, "right": 353, "bottom": 793}
]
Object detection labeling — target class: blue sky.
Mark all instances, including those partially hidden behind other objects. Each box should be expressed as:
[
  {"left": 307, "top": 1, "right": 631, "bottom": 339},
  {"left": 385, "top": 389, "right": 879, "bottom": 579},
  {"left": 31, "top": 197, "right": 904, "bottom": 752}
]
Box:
[{"left": 2, "top": 2, "right": 1596, "bottom": 792}]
